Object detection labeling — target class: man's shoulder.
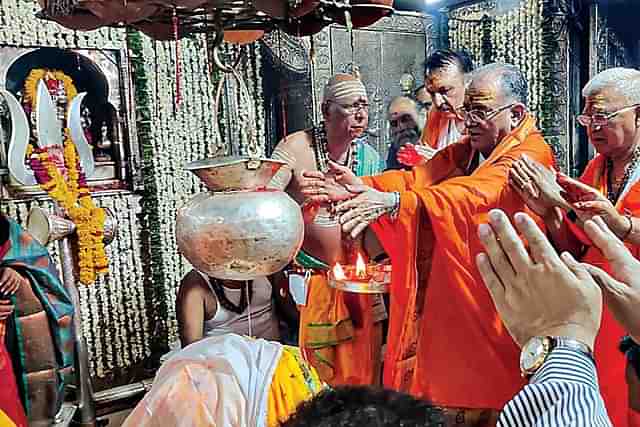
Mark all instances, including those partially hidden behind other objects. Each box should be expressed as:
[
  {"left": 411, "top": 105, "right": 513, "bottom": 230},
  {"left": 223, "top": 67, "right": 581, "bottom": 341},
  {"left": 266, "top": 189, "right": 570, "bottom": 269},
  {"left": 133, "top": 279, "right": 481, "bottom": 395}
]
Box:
[
  {"left": 273, "top": 129, "right": 313, "bottom": 154},
  {"left": 179, "top": 270, "right": 209, "bottom": 294},
  {"left": 515, "top": 130, "right": 555, "bottom": 164}
]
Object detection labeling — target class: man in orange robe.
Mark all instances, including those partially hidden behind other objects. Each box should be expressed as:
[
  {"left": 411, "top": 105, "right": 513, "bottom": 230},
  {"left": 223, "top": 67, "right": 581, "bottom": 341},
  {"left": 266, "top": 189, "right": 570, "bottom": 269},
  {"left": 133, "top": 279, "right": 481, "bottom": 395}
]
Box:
[
  {"left": 331, "top": 63, "right": 554, "bottom": 425},
  {"left": 508, "top": 67, "right": 640, "bottom": 427},
  {"left": 574, "top": 158, "right": 635, "bottom": 427}
]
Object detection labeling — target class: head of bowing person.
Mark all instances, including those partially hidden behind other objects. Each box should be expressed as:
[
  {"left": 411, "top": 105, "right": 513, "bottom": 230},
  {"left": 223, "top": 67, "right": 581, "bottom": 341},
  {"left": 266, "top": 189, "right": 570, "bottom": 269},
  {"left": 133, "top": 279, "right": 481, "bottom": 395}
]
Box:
[
  {"left": 321, "top": 73, "right": 369, "bottom": 141},
  {"left": 281, "top": 386, "right": 443, "bottom": 427},
  {"left": 578, "top": 67, "right": 640, "bottom": 161},
  {"left": 461, "top": 63, "right": 529, "bottom": 157},
  {"left": 424, "top": 48, "right": 473, "bottom": 119}
]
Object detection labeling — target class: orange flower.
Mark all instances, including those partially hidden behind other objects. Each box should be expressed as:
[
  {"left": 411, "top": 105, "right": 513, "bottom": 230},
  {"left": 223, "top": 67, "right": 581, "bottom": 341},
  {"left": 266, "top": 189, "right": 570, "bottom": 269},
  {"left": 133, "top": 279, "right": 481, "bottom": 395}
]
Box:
[{"left": 24, "top": 69, "right": 109, "bottom": 285}]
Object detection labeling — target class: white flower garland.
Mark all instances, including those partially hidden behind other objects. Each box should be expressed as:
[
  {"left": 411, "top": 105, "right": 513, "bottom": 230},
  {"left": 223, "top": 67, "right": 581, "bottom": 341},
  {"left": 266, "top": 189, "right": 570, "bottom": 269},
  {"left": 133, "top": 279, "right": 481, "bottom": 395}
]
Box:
[
  {"left": 448, "top": 0, "right": 544, "bottom": 116},
  {"left": 0, "top": 0, "right": 271, "bottom": 378}
]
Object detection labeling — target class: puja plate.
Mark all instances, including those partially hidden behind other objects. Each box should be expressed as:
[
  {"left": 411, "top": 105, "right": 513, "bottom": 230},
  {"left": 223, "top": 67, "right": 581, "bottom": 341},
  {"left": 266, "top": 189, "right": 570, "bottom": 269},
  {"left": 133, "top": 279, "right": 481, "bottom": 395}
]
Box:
[{"left": 327, "top": 266, "right": 390, "bottom": 294}]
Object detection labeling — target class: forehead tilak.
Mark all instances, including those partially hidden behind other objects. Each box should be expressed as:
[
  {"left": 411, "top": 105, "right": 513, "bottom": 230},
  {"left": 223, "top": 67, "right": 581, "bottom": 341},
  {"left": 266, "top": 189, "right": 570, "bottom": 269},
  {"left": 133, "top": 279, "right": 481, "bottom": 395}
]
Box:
[
  {"left": 324, "top": 80, "right": 367, "bottom": 104},
  {"left": 466, "top": 88, "right": 496, "bottom": 105},
  {"left": 585, "top": 93, "right": 610, "bottom": 111}
]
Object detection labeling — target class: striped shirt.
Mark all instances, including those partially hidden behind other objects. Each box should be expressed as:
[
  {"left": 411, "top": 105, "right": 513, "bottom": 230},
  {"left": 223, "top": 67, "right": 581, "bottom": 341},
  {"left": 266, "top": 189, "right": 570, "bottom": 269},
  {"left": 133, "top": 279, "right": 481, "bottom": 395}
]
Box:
[{"left": 499, "top": 347, "right": 613, "bottom": 427}]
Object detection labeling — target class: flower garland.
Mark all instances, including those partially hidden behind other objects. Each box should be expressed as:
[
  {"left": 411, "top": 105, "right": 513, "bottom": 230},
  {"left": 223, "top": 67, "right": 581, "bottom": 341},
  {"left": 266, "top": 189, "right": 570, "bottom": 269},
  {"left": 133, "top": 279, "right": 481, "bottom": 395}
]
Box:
[
  {"left": 23, "top": 69, "right": 108, "bottom": 285},
  {"left": 23, "top": 69, "right": 78, "bottom": 110}
]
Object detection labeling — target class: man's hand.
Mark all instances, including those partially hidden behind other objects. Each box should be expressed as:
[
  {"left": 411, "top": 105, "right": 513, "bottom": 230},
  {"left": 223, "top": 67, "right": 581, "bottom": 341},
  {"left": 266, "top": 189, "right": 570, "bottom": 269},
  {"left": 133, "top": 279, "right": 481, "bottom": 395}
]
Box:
[
  {"left": 476, "top": 209, "right": 602, "bottom": 349},
  {"left": 327, "top": 161, "right": 363, "bottom": 187},
  {"left": 397, "top": 143, "right": 437, "bottom": 167},
  {"left": 0, "top": 267, "right": 25, "bottom": 296},
  {"left": 581, "top": 216, "right": 640, "bottom": 342},
  {"left": 334, "top": 186, "right": 396, "bottom": 238},
  {"left": 0, "top": 299, "right": 15, "bottom": 320},
  {"left": 557, "top": 173, "right": 629, "bottom": 237},
  {"left": 508, "top": 155, "right": 571, "bottom": 219},
  {"left": 298, "top": 170, "right": 331, "bottom": 205}
]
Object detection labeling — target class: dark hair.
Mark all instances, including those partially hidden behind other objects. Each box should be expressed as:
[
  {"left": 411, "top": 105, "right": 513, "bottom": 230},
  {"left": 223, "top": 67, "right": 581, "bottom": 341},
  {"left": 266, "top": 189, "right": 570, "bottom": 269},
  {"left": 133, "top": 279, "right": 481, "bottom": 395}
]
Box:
[
  {"left": 424, "top": 49, "right": 474, "bottom": 76},
  {"left": 281, "top": 386, "right": 443, "bottom": 427}
]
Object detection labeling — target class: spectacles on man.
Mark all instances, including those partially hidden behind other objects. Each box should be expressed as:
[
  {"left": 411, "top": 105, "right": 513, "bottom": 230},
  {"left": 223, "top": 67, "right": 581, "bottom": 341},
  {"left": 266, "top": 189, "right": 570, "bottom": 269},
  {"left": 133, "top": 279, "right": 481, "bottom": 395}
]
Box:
[
  {"left": 461, "top": 103, "right": 516, "bottom": 123},
  {"left": 328, "top": 100, "right": 369, "bottom": 115},
  {"left": 576, "top": 103, "right": 640, "bottom": 128}
]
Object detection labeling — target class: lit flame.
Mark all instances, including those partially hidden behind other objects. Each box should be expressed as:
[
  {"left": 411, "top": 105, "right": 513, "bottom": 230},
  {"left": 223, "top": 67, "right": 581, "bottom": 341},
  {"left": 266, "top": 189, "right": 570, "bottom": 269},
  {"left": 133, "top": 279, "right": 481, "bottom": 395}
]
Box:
[
  {"left": 356, "top": 253, "right": 367, "bottom": 279},
  {"left": 333, "top": 262, "right": 347, "bottom": 280}
]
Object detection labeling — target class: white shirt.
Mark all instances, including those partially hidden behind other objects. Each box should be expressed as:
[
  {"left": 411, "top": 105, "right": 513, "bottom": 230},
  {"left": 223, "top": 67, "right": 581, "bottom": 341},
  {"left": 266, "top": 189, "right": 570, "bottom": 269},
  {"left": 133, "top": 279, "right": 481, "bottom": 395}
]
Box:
[{"left": 202, "top": 275, "right": 279, "bottom": 341}]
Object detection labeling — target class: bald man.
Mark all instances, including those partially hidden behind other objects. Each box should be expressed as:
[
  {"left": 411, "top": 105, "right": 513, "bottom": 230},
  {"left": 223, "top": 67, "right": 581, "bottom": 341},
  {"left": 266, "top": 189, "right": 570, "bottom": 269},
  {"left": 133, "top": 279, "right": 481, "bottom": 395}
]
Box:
[
  {"left": 386, "top": 96, "right": 423, "bottom": 170},
  {"left": 269, "top": 73, "right": 385, "bottom": 387}
]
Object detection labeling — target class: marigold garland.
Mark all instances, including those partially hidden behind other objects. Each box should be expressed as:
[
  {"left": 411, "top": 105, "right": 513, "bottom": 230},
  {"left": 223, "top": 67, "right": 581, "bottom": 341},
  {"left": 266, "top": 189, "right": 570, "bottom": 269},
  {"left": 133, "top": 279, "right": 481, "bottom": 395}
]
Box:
[
  {"left": 23, "top": 69, "right": 78, "bottom": 111},
  {"left": 23, "top": 69, "right": 108, "bottom": 285}
]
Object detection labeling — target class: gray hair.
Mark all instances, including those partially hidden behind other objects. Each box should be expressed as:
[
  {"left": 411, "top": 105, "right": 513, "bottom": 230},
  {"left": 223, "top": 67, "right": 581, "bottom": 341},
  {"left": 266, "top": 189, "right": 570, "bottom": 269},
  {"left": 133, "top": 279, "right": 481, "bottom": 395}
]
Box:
[
  {"left": 387, "top": 96, "right": 418, "bottom": 113},
  {"left": 472, "top": 63, "right": 528, "bottom": 105},
  {"left": 582, "top": 67, "right": 640, "bottom": 105}
]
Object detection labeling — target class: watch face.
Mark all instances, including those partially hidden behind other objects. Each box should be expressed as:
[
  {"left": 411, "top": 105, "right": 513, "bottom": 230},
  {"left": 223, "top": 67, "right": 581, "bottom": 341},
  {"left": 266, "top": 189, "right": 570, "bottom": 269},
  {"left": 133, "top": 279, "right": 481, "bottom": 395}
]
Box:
[{"left": 520, "top": 336, "right": 547, "bottom": 372}]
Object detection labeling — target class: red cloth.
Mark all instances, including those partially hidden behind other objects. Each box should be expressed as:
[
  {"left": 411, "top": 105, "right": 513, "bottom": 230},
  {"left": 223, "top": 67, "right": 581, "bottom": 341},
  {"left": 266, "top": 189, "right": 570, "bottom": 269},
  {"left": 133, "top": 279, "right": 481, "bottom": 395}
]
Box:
[
  {"left": 0, "top": 235, "right": 26, "bottom": 427},
  {"left": 630, "top": 408, "right": 640, "bottom": 427},
  {"left": 0, "top": 327, "right": 28, "bottom": 427}
]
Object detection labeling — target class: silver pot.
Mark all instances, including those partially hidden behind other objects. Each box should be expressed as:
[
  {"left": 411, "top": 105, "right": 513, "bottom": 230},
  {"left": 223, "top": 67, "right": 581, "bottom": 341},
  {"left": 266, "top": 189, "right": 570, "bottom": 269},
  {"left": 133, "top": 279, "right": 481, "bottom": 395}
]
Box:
[{"left": 176, "top": 156, "right": 304, "bottom": 280}]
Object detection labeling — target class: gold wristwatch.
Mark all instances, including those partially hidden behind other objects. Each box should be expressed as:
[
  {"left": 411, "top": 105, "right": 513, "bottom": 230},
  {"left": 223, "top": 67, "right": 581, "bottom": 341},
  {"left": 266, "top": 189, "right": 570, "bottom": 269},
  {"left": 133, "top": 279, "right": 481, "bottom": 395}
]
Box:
[{"left": 520, "top": 336, "right": 594, "bottom": 377}]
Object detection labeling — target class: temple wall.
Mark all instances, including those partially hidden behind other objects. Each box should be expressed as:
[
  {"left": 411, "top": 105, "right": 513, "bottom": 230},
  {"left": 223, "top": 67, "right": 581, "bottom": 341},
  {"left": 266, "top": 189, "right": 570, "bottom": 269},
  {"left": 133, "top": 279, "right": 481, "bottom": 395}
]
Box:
[
  {"left": 0, "top": 0, "right": 267, "bottom": 388},
  {"left": 446, "top": 0, "right": 577, "bottom": 173},
  {"left": 311, "top": 13, "right": 436, "bottom": 160}
]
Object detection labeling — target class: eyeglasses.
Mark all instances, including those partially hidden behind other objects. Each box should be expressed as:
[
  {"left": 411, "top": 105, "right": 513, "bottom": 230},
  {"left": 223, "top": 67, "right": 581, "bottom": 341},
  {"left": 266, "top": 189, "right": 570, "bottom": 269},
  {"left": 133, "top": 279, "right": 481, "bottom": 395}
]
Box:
[
  {"left": 576, "top": 103, "right": 640, "bottom": 128},
  {"left": 329, "top": 100, "right": 369, "bottom": 115},
  {"left": 460, "top": 103, "right": 516, "bottom": 123}
]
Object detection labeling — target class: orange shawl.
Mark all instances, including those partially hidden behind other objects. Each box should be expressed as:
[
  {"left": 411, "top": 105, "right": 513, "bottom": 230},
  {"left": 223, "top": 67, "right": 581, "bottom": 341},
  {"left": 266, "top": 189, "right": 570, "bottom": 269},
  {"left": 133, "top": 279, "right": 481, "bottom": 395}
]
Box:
[
  {"left": 570, "top": 154, "right": 635, "bottom": 427},
  {"left": 419, "top": 109, "right": 462, "bottom": 150},
  {"left": 364, "top": 115, "right": 555, "bottom": 409}
]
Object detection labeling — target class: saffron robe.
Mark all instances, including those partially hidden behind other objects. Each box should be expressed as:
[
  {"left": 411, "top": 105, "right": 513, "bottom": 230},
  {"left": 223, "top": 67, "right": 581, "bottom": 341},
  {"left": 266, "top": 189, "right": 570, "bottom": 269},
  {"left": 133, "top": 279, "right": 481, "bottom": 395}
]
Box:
[
  {"left": 419, "top": 109, "right": 462, "bottom": 151},
  {"left": 419, "top": 109, "right": 445, "bottom": 149},
  {"left": 565, "top": 154, "right": 635, "bottom": 427},
  {"left": 364, "top": 115, "right": 555, "bottom": 409}
]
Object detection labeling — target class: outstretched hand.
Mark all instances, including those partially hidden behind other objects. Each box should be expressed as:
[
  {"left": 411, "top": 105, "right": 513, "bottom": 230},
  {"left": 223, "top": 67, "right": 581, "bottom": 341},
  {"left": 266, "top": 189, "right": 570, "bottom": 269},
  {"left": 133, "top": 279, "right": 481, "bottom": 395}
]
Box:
[
  {"left": 508, "top": 155, "right": 571, "bottom": 219},
  {"left": 328, "top": 161, "right": 363, "bottom": 187},
  {"left": 0, "top": 267, "right": 25, "bottom": 296},
  {"left": 333, "top": 186, "right": 396, "bottom": 238},
  {"left": 299, "top": 170, "right": 330, "bottom": 205},
  {"left": 580, "top": 216, "right": 640, "bottom": 342},
  {"left": 0, "top": 299, "right": 14, "bottom": 320},
  {"left": 476, "top": 209, "right": 602, "bottom": 349},
  {"left": 556, "top": 173, "right": 624, "bottom": 230}
]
